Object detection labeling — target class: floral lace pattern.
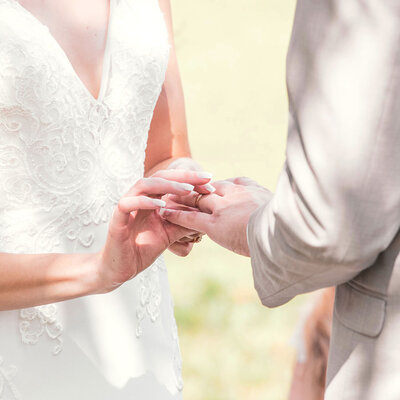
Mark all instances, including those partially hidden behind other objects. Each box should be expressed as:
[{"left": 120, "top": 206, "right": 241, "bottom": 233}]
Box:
[
  {"left": 135, "top": 259, "right": 184, "bottom": 392},
  {"left": 0, "top": 0, "right": 169, "bottom": 355},
  {"left": 0, "top": 0, "right": 184, "bottom": 394},
  {"left": 135, "top": 258, "right": 167, "bottom": 338},
  {"left": 0, "top": 357, "right": 20, "bottom": 400},
  {"left": 19, "top": 305, "right": 63, "bottom": 355}
]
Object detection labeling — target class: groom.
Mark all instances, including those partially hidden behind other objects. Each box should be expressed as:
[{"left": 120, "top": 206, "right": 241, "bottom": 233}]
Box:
[{"left": 160, "top": 0, "right": 400, "bottom": 398}]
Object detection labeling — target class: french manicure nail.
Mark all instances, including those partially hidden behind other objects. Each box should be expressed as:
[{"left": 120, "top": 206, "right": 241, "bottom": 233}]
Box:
[
  {"left": 152, "top": 199, "right": 166, "bottom": 207},
  {"left": 204, "top": 183, "right": 216, "bottom": 193},
  {"left": 180, "top": 183, "right": 195, "bottom": 191},
  {"left": 197, "top": 171, "right": 213, "bottom": 179}
]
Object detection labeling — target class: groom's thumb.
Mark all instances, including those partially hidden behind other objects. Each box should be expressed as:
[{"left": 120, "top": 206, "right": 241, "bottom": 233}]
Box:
[{"left": 159, "top": 208, "right": 210, "bottom": 233}]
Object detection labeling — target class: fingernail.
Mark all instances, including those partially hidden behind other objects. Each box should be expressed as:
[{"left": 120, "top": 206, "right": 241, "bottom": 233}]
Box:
[
  {"left": 179, "top": 183, "right": 194, "bottom": 191},
  {"left": 197, "top": 171, "right": 213, "bottom": 179},
  {"left": 152, "top": 199, "right": 166, "bottom": 207},
  {"left": 159, "top": 208, "right": 170, "bottom": 217},
  {"left": 204, "top": 183, "right": 216, "bottom": 193}
]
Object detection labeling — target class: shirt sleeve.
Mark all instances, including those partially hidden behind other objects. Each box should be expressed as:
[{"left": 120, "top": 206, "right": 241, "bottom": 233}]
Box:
[{"left": 247, "top": 0, "right": 400, "bottom": 308}]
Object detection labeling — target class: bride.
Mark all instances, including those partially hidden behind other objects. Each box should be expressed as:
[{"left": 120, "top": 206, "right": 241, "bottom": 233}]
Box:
[{"left": 0, "top": 0, "right": 212, "bottom": 398}]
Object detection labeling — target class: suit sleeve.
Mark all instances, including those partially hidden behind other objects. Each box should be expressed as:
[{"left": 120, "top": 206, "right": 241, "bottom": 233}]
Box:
[{"left": 247, "top": 0, "right": 400, "bottom": 307}]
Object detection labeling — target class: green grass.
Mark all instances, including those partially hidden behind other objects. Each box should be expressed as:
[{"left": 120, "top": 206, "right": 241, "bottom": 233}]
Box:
[{"left": 166, "top": 1, "right": 309, "bottom": 399}]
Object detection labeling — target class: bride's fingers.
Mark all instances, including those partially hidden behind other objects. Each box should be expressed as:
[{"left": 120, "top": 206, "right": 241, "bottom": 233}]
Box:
[
  {"left": 118, "top": 196, "right": 166, "bottom": 213},
  {"left": 194, "top": 183, "right": 216, "bottom": 194},
  {"left": 151, "top": 169, "right": 213, "bottom": 187},
  {"left": 112, "top": 196, "right": 166, "bottom": 226},
  {"left": 126, "top": 177, "right": 195, "bottom": 197}
]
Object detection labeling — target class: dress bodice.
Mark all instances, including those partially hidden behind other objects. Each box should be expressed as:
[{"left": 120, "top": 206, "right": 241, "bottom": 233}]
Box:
[
  {"left": 0, "top": 0, "right": 169, "bottom": 254},
  {"left": 0, "top": 1, "right": 183, "bottom": 398}
]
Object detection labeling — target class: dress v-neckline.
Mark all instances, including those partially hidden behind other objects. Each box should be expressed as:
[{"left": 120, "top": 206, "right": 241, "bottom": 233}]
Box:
[{"left": 13, "top": 0, "right": 114, "bottom": 104}]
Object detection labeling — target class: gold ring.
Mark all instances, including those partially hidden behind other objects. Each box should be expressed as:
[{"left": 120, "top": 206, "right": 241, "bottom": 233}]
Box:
[
  {"left": 187, "top": 234, "right": 203, "bottom": 243},
  {"left": 194, "top": 193, "right": 203, "bottom": 209}
]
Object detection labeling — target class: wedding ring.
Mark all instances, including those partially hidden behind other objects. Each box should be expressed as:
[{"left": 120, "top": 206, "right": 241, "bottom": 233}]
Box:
[
  {"left": 180, "top": 233, "right": 204, "bottom": 244},
  {"left": 194, "top": 193, "right": 203, "bottom": 209},
  {"left": 187, "top": 234, "right": 203, "bottom": 244}
]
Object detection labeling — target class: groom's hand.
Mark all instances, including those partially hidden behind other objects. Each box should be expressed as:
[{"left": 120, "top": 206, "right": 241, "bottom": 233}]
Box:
[
  {"left": 162, "top": 195, "right": 201, "bottom": 257},
  {"left": 159, "top": 177, "right": 272, "bottom": 256}
]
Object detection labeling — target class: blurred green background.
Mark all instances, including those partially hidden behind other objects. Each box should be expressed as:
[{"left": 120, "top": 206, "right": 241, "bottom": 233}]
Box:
[{"left": 165, "top": 1, "right": 307, "bottom": 399}]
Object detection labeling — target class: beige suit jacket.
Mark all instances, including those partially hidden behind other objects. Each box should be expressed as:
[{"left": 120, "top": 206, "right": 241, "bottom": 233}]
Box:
[{"left": 247, "top": 0, "right": 400, "bottom": 398}]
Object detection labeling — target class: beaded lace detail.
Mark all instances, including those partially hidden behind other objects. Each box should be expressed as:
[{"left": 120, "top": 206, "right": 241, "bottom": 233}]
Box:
[
  {"left": 19, "top": 306, "right": 63, "bottom": 355},
  {"left": 0, "top": 0, "right": 170, "bottom": 360},
  {"left": 135, "top": 258, "right": 167, "bottom": 338}
]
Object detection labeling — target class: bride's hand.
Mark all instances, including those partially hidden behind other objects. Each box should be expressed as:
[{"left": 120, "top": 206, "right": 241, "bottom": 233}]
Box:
[
  {"left": 162, "top": 195, "right": 205, "bottom": 257},
  {"left": 95, "top": 170, "right": 212, "bottom": 293}
]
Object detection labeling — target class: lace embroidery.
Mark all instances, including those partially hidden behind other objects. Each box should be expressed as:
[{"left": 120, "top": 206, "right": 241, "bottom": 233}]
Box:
[
  {"left": 0, "top": 357, "right": 20, "bottom": 400},
  {"left": 134, "top": 257, "right": 183, "bottom": 391},
  {"left": 135, "top": 258, "right": 167, "bottom": 338},
  {"left": 19, "top": 305, "right": 63, "bottom": 355},
  {"left": 0, "top": 0, "right": 170, "bottom": 355}
]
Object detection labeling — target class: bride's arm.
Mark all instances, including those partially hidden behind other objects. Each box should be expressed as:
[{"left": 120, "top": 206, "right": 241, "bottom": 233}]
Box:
[
  {"left": 0, "top": 172, "right": 211, "bottom": 311},
  {"left": 144, "top": 0, "right": 212, "bottom": 257},
  {"left": 0, "top": 252, "right": 99, "bottom": 311},
  {"left": 144, "top": 0, "right": 204, "bottom": 178}
]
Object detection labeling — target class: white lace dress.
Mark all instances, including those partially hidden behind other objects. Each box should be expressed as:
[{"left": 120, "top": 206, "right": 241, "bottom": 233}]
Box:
[{"left": 0, "top": 0, "right": 183, "bottom": 398}]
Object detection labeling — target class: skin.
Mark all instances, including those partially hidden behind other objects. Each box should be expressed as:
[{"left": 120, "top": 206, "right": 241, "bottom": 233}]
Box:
[
  {"left": 160, "top": 177, "right": 273, "bottom": 256},
  {"left": 144, "top": 0, "right": 215, "bottom": 256},
  {"left": 0, "top": 170, "right": 212, "bottom": 311},
  {"left": 17, "top": 0, "right": 110, "bottom": 100},
  {"left": 145, "top": 0, "right": 191, "bottom": 176},
  {"left": 0, "top": 0, "right": 210, "bottom": 311}
]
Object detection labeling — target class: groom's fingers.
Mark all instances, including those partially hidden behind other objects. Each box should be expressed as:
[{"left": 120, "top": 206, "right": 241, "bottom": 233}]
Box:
[
  {"left": 167, "top": 193, "right": 217, "bottom": 213},
  {"left": 211, "top": 181, "right": 235, "bottom": 196},
  {"left": 112, "top": 196, "right": 166, "bottom": 226},
  {"left": 224, "top": 176, "right": 260, "bottom": 187},
  {"left": 166, "top": 194, "right": 196, "bottom": 208},
  {"left": 159, "top": 208, "right": 212, "bottom": 233}
]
